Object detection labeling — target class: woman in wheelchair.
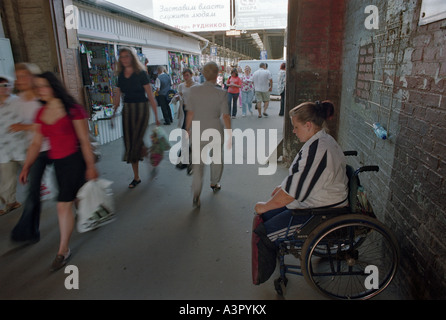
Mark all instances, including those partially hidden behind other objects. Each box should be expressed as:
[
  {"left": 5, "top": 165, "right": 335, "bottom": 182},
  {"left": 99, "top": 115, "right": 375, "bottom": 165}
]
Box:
[{"left": 253, "top": 101, "right": 349, "bottom": 284}]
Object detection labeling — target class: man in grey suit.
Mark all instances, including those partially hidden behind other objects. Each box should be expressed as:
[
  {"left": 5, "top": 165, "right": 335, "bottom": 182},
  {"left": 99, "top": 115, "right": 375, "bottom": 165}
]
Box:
[{"left": 185, "top": 62, "right": 232, "bottom": 208}]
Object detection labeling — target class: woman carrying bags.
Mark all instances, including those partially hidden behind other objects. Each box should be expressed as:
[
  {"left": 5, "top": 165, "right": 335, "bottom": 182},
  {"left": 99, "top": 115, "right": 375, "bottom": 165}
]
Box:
[
  {"left": 112, "top": 47, "right": 160, "bottom": 189},
  {"left": 19, "top": 72, "right": 99, "bottom": 271}
]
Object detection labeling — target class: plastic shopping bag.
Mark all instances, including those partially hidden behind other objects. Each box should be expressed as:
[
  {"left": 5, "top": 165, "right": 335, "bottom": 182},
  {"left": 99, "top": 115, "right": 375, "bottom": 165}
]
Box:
[
  {"left": 40, "top": 165, "right": 58, "bottom": 201},
  {"left": 76, "top": 179, "right": 115, "bottom": 233}
]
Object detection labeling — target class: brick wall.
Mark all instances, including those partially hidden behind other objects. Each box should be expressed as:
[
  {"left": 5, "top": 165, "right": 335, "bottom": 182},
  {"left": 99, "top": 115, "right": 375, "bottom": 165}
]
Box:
[
  {"left": 1, "top": 0, "right": 84, "bottom": 105},
  {"left": 389, "top": 3, "right": 446, "bottom": 299},
  {"left": 338, "top": 0, "right": 446, "bottom": 299}
]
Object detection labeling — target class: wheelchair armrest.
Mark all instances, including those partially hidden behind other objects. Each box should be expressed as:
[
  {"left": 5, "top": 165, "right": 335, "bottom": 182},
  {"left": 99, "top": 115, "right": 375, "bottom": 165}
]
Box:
[{"left": 344, "top": 151, "right": 358, "bottom": 157}]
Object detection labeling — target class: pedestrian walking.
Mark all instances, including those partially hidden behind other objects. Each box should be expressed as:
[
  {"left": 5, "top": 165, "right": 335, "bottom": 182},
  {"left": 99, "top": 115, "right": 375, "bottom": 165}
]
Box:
[
  {"left": 175, "top": 69, "right": 198, "bottom": 171},
  {"left": 240, "top": 65, "right": 255, "bottom": 117},
  {"left": 19, "top": 72, "right": 100, "bottom": 271},
  {"left": 177, "top": 68, "right": 198, "bottom": 130},
  {"left": 0, "top": 75, "right": 26, "bottom": 216},
  {"left": 185, "top": 62, "right": 232, "bottom": 208},
  {"left": 10, "top": 63, "right": 52, "bottom": 243},
  {"left": 112, "top": 47, "right": 160, "bottom": 189},
  {"left": 226, "top": 68, "right": 242, "bottom": 119},
  {"left": 278, "top": 63, "right": 286, "bottom": 116},
  {"left": 155, "top": 66, "right": 173, "bottom": 125},
  {"left": 252, "top": 62, "right": 272, "bottom": 118}
]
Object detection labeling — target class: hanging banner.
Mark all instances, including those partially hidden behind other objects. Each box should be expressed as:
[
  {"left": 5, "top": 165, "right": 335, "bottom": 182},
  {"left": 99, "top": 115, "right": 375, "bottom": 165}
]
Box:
[
  {"left": 235, "top": 0, "right": 288, "bottom": 30},
  {"left": 152, "top": 0, "right": 231, "bottom": 32}
]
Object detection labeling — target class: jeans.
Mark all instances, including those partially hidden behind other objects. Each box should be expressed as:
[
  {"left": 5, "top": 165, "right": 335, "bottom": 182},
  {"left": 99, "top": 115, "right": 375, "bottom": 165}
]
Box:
[
  {"left": 280, "top": 90, "right": 285, "bottom": 116},
  {"left": 241, "top": 90, "right": 254, "bottom": 115},
  {"left": 227, "top": 92, "right": 239, "bottom": 117},
  {"left": 11, "top": 151, "right": 52, "bottom": 242}
]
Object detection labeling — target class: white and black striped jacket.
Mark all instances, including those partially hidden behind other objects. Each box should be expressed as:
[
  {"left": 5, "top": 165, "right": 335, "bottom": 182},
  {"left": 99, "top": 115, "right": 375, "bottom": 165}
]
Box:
[{"left": 281, "top": 129, "right": 349, "bottom": 210}]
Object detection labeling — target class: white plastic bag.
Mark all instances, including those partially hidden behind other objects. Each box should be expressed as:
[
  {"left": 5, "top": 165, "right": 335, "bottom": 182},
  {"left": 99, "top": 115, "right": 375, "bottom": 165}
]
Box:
[
  {"left": 40, "top": 165, "right": 58, "bottom": 201},
  {"left": 76, "top": 179, "right": 115, "bottom": 233}
]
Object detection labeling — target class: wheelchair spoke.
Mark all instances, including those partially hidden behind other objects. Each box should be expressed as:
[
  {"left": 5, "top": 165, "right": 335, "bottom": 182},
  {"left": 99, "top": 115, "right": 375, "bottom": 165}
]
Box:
[{"left": 301, "top": 215, "right": 399, "bottom": 300}]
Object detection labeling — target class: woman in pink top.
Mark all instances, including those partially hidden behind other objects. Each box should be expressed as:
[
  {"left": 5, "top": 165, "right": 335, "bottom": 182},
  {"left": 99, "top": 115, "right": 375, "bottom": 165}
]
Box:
[
  {"left": 226, "top": 68, "right": 242, "bottom": 119},
  {"left": 20, "top": 72, "right": 99, "bottom": 271}
]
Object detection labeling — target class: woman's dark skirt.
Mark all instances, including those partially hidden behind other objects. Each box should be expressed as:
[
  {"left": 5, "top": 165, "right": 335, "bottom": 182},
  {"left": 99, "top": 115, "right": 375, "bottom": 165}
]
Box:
[{"left": 122, "top": 102, "right": 150, "bottom": 164}]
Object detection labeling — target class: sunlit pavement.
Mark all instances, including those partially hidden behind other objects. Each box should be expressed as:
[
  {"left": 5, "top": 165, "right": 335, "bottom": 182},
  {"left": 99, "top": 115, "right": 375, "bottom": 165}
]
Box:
[{"left": 0, "top": 100, "right": 400, "bottom": 300}]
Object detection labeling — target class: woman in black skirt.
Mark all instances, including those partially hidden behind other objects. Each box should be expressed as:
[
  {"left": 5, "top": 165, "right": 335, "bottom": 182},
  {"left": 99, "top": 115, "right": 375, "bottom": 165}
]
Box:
[{"left": 113, "top": 47, "right": 160, "bottom": 188}]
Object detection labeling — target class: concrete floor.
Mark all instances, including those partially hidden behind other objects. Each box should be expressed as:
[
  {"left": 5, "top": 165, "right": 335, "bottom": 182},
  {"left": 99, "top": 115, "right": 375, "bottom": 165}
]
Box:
[{"left": 0, "top": 100, "right": 401, "bottom": 300}]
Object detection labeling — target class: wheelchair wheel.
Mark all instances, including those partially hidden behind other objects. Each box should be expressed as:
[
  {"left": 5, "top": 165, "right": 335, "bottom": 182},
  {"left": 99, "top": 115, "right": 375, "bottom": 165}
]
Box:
[{"left": 301, "top": 214, "right": 399, "bottom": 300}]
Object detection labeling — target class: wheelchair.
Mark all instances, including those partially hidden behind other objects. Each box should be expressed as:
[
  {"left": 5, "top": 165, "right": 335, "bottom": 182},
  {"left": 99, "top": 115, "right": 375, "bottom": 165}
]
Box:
[{"left": 272, "top": 151, "right": 400, "bottom": 300}]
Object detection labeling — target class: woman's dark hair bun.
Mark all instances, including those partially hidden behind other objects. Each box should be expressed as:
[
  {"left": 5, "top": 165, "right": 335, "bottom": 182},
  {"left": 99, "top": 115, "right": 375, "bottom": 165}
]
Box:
[{"left": 315, "top": 100, "right": 335, "bottom": 120}]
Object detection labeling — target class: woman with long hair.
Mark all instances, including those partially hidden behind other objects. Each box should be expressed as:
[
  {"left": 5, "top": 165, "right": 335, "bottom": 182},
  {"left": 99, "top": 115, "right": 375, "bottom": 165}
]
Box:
[
  {"left": 113, "top": 47, "right": 160, "bottom": 188},
  {"left": 19, "top": 72, "right": 99, "bottom": 271}
]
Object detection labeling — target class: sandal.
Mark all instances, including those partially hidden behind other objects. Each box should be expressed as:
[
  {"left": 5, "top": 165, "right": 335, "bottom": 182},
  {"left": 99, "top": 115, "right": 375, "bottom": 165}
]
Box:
[
  {"left": 211, "top": 184, "right": 221, "bottom": 192},
  {"left": 0, "top": 202, "right": 22, "bottom": 216},
  {"left": 128, "top": 179, "right": 141, "bottom": 189},
  {"left": 51, "top": 249, "right": 71, "bottom": 272}
]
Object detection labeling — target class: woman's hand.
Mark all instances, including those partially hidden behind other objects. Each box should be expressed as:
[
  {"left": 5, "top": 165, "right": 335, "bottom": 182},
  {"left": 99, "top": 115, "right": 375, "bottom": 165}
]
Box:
[
  {"left": 86, "top": 166, "right": 99, "bottom": 181},
  {"left": 19, "top": 166, "right": 30, "bottom": 185},
  {"left": 255, "top": 202, "right": 268, "bottom": 215}
]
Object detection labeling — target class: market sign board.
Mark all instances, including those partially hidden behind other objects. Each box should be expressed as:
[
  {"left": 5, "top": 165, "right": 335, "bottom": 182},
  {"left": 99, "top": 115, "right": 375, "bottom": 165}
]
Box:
[
  {"left": 152, "top": 0, "right": 231, "bottom": 32},
  {"left": 235, "top": 0, "right": 288, "bottom": 30}
]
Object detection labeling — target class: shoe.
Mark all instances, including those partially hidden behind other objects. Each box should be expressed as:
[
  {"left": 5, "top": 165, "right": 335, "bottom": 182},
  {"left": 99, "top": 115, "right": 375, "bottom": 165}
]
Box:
[
  {"left": 193, "top": 196, "right": 201, "bottom": 208},
  {"left": 211, "top": 184, "right": 221, "bottom": 192},
  {"left": 242, "top": 114, "right": 246, "bottom": 117},
  {"left": 129, "top": 179, "right": 141, "bottom": 189},
  {"left": 232, "top": 116, "right": 236, "bottom": 119},
  {"left": 51, "top": 249, "right": 71, "bottom": 272},
  {"left": 176, "top": 163, "right": 188, "bottom": 170},
  {"left": 0, "top": 202, "right": 22, "bottom": 216},
  {"left": 258, "top": 115, "right": 262, "bottom": 118},
  {"left": 263, "top": 113, "right": 269, "bottom": 117},
  {"left": 249, "top": 110, "right": 253, "bottom": 115}
]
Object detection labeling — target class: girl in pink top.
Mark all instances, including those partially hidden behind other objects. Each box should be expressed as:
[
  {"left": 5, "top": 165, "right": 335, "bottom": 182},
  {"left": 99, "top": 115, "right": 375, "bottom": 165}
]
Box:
[
  {"left": 227, "top": 68, "right": 242, "bottom": 118},
  {"left": 20, "top": 72, "right": 99, "bottom": 272}
]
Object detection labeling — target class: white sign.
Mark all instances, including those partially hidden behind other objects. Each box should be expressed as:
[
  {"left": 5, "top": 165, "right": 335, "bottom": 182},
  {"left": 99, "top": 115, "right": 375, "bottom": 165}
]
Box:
[
  {"left": 235, "top": 0, "right": 288, "bottom": 30},
  {"left": 419, "top": 0, "right": 446, "bottom": 25},
  {"left": 152, "top": 0, "right": 231, "bottom": 32}
]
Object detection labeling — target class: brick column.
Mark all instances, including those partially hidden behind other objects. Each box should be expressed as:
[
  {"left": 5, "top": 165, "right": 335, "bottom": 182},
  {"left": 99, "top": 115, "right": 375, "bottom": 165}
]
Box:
[{"left": 284, "top": 0, "right": 346, "bottom": 163}]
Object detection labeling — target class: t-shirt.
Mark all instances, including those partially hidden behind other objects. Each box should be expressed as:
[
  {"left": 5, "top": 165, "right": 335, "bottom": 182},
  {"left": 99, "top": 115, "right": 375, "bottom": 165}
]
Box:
[
  {"left": 117, "top": 71, "right": 150, "bottom": 103},
  {"left": 252, "top": 68, "right": 272, "bottom": 92},
  {"left": 0, "top": 95, "right": 27, "bottom": 163},
  {"left": 13, "top": 95, "right": 50, "bottom": 152},
  {"left": 186, "top": 82, "right": 229, "bottom": 135},
  {"left": 227, "top": 76, "right": 242, "bottom": 94},
  {"left": 241, "top": 74, "right": 254, "bottom": 92},
  {"left": 35, "top": 104, "right": 88, "bottom": 160},
  {"left": 281, "top": 129, "right": 349, "bottom": 210}
]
